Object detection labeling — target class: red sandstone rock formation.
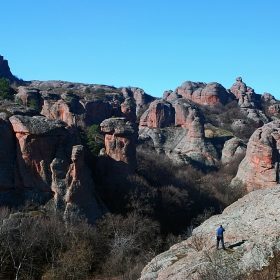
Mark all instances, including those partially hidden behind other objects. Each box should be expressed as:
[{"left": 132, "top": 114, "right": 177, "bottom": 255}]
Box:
[
  {"left": 7, "top": 115, "right": 106, "bottom": 223},
  {"left": 139, "top": 98, "right": 198, "bottom": 129},
  {"left": 230, "top": 76, "right": 247, "bottom": 98},
  {"left": 139, "top": 100, "right": 174, "bottom": 128},
  {"left": 175, "top": 81, "right": 228, "bottom": 105},
  {"left": 100, "top": 117, "right": 137, "bottom": 177},
  {"left": 230, "top": 120, "right": 280, "bottom": 192},
  {"left": 9, "top": 115, "right": 72, "bottom": 192}
]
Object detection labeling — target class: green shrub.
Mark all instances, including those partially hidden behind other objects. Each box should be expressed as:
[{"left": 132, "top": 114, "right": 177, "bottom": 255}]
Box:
[
  {"left": 28, "top": 98, "right": 39, "bottom": 110},
  {"left": 16, "top": 98, "right": 23, "bottom": 105},
  {"left": 84, "top": 87, "right": 90, "bottom": 93},
  {"left": 87, "top": 125, "right": 104, "bottom": 156},
  {"left": 0, "top": 78, "right": 16, "bottom": 100}
]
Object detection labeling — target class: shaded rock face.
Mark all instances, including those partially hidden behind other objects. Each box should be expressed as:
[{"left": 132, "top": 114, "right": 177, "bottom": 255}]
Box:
[
  {"left": 221, "top": 137, "right": 246, "bottom": 164},
  {"left": 139, "top": 109, "right": 219, "bottom": 167},
  {"left": 141, "top": 184, "right": 280, "bottom": 280},
  {"left": 64, "top": 145, "right": 107, "bottom": 224},
  {"left": 0, "top": 118, "right": 17, "bottom": 190},
  {"left": 0, "top": 55, "right": 15, "bottom": 82},
  {"left": 100, "top": 118, "right": 137, "bottom": 177},
  {"left": 230, "top": 120, "right": 280, "bottom": 192},
  {"left": 175, "top": 81, "right": 228, "bottom": 106},
  {"left": 5, "top": 115, "right": 105, "bottom": 223}
]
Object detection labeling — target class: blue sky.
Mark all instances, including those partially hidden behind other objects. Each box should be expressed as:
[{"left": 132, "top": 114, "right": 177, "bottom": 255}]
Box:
[{"left": 1, "top": 0, "right": 280, "bottom": 98}]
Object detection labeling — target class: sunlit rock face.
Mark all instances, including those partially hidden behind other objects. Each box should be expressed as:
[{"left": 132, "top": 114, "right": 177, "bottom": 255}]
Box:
[
  {"left": 175, "top": 81, "right": 228, "bottom": 106},
  {"left": 230, "top": 120, "right": 280, "bottom": 192},
  {"left": 100, "top": 117, "right": 137, "bottom": 177},
  {"left": 141, "top": 184, "right": 280, "bottom": 280},
  {"left": 7, "top": 115, "right": 106, "bottom": 223}
]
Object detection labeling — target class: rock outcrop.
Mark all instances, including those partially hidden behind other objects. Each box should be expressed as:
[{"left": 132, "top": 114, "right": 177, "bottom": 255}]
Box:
[
  {"left": 141, "top": 184, "right": 280, "bottom": 279},
  {"left": 221, "top": 137, "right": 247, "bottom": 164},
  {"left": 0, "top": 55, "right": 15, "bottom": 82},
  {"left": 230, "top": 120, "right": 280, "bottom": 192},
  {"left": 15, "top": 82, "right": 154, "bottom": 129},
  {"left": 100, "top": 117, "right": 137, "bottom": 177},
  {"left": 139, "top": 109, "right": 219, "bottom": 167},
  {"left": 230, "top": 77, "right": 270, "bottom": 126},
  {"left": 4, "top": 115, "right": 106, "bottom": 223},
  {"left": 175, "top": 81, "right": 229, "bottom": 106}
]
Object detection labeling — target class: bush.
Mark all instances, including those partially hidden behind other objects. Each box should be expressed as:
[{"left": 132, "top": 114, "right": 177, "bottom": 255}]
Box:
[
  {"left": 84, "top": 87, "right": 90, "bottom": 93},
  {"left": 28, "top": 98, "right": 39, "bottom": 110},
  {"left": 87, "top": 124, "right": 104, "bottom": 156},
  {"left": 0, "top": 78, "right": 16, "bottom": 100}
]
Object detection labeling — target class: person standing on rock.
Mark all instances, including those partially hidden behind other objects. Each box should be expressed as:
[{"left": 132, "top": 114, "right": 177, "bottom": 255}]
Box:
[{"left": 216, "top": 225, "right": 226, "bottom": 250}]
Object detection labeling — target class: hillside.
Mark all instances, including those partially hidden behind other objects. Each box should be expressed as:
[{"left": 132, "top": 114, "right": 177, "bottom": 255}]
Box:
[{"left": 1, "top": 55, "right": 280, "bottom": 279}]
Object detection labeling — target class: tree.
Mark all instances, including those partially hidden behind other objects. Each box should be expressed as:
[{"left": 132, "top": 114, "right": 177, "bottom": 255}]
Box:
[
  {"left": 0, "top": 78, "right": 16, "bottom": 100},
  {"left": 84, "top": 87, "right": 90, "bottom": 93},
  {"left": 28, "top": 98, "right": 39, "bottom": 111},
  {"left": 87, "top": 124, "right": 104, "bottom": 156}
]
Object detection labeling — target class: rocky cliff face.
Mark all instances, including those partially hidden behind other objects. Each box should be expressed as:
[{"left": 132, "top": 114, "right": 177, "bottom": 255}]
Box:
[
  {"left": 100, "top": 117, "right": 137, "bottom": 177},
  {"left": 230, "top": 120, "right": 280, "bottom": 192},
  {"left": 14, "top": 81, "right": 154, "bottom": 129},
  {"left": 0, "top": 114, "right": 106, "bottom": 223},
  {"left": 139, "top": 103, "right": 219, "bottom": 167},
  {"left": 0, "top": 55, "right": 15, "bottom": 82},
  {"left": 174, "top": 81, "right": 229, "bottom": 106},
  {"left": 141, "top": 184, "right": 280, "bottom": 279}
]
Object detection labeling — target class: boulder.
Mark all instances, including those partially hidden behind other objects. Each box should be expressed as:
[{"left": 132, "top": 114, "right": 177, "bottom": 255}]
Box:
[
  {"left": 141, "top": 184, "right": 280, "bottom": 279},
  {"left": 221, "top": 137, "right": 246, "bottom": 164},
  {"left": 230, "top": 120, "right": 280, "bottom": 192}
]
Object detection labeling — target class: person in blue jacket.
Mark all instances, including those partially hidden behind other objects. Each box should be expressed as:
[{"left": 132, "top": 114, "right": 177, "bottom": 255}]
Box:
[{"left": 216, "top": 225, "right": 226, "bottom": 250}]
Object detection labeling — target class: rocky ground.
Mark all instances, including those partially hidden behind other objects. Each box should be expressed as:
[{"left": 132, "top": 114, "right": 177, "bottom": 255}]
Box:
[{"left": 141, "top": 184, "right": 280, "bottom": 279}]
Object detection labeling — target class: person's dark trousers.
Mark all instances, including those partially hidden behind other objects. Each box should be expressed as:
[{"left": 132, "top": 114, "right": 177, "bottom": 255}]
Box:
[{"left": 216, "top": 236, "right": 225, "bottom": 250}]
